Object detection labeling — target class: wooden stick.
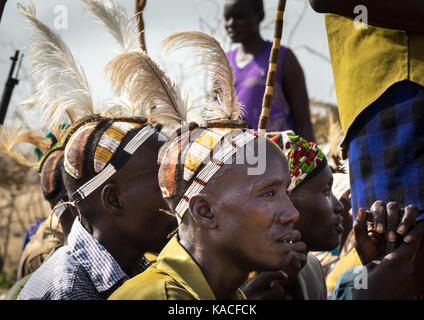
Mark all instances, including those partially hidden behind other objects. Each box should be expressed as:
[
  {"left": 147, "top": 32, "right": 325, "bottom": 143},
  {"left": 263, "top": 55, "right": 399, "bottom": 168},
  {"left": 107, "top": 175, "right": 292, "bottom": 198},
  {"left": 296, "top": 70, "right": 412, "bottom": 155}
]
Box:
[
  {"left": 258, "top": 0, "right": 287, "bottom": 134},
  {"left": 135, "top": 0, "right": 154, "bottom": 123},
  {"left": 135, "top": 0, "right": 147, "bottom": 52}
]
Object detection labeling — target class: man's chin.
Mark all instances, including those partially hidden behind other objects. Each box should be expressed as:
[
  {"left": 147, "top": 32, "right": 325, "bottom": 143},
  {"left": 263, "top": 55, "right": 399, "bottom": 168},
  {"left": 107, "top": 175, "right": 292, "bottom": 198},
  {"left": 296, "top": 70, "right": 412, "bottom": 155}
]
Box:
[{"left": 228, "top": 34, "right": 242, "bottom": 43}]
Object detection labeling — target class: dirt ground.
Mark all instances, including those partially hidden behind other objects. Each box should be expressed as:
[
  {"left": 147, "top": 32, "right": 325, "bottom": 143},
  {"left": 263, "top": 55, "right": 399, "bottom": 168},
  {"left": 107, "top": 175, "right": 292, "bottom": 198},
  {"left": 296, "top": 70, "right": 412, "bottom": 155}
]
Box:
[{"left": 0, "top": 184, "right": 50, "bottom": 295}]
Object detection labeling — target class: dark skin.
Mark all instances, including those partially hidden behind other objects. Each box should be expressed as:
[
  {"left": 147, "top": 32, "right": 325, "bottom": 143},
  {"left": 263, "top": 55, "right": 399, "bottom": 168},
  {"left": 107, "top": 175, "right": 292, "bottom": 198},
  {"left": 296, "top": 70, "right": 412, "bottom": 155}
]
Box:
[
  {"left": 0, "top": 0, "right": 6, "bottom": 23},
  {"left": 180, "top": 139, "right": 305, "bottom": 300},
  {"left": 352, "top": 205, "right": 424, "bottom": 299},
  {"left": 224, "top": 0, "right": 314, "bottom": 141},
  {"left": 338, "top": 193, "right": 352, "bottom": 251},
  {"left": 75, "top": 133, "right": 177, "bottom": 275},
  {"left": 309, "top": 0, "right": 424, "bottom": 32},
  {"left": 250, "top": 164, "right": 343, "bottom": 299},
  {"left": 289, "top": 165, "right": 345, "bottom": 252}
]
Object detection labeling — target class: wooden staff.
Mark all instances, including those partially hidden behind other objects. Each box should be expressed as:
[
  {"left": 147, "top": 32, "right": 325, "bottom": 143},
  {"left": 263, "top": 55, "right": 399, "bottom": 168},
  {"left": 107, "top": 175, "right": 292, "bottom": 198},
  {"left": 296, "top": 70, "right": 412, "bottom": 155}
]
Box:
[
  {"left": 258, "top": 0, "right": 287, "bottom": 134},
  {"left": 135, "top": 0, "right": 147, "bottom": 52},
  {"left": 135, "top": 0, "right": 154, "bottom": 123}
]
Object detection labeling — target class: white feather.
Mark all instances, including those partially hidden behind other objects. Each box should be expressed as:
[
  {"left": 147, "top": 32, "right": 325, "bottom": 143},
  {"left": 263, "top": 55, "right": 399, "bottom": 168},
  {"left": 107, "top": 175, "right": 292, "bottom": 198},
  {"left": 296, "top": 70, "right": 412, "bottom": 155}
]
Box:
[
  {"left": 81, "top": 0, "right": 140, "bottom": 54},
  {"left": 105, "top": 49, "right": 188, "bottom": 128},
  {"left": 17, "top": 2, "right": 94, "bottom": 131},
  {"left": 161, "top": 31, "right": 243, "bottom": 121}
]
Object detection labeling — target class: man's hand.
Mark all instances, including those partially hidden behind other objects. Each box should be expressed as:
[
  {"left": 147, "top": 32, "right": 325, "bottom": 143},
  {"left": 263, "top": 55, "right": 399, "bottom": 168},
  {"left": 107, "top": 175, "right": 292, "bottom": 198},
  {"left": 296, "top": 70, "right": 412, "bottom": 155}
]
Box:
[
  {"left": 278, "top": 240, "right": 308, "bottom": 291},
  {"left": 242, "top": 241, "right": 307, "bottom": 300},
  {"left": 353, "top": 237, "right": 422, "bottom": 299},
  {"left": 354, "top": 202, "right": 418, "bottom": 265},
  {"left": 242, "top": 271, "right": 287, "bottom": 300}
]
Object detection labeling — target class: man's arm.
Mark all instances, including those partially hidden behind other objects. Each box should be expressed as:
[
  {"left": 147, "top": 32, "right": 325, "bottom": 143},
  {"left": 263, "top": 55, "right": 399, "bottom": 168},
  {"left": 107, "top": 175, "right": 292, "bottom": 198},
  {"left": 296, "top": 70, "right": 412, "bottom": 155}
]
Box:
[
  {"left": 282, "top": 49, "right": 315, "bottom": 141},
  {"left": 0, "top": 0, "right": 7, "bottom": 23},
  {"left": 309, "top": 0, "right": 424, "bottom": 32}
]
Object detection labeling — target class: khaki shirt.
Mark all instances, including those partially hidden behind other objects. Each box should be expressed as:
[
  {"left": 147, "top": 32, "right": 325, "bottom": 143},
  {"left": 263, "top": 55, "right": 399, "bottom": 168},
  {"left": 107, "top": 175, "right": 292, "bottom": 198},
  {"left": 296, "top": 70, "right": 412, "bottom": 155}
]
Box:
[{"left": 109, "top": 235, "right": 246, "bottom": 300}]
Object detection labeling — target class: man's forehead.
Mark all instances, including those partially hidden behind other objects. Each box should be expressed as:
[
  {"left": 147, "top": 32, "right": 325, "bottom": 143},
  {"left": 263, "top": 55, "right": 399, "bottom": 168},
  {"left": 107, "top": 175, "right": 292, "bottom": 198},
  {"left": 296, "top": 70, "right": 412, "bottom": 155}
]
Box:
[
  {"left": 206, "top": 140, "right": 289, "bottom": 189},
  {"left": 300, "top": 164, "right": 333, "bottom": 190}
]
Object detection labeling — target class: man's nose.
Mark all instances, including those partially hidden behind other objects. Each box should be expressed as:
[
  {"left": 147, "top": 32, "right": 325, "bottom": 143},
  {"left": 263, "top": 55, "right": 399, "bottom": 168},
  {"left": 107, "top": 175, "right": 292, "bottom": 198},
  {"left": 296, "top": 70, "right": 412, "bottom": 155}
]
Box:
[
  {"left": 332, "top": 192, "right": 344, "bottom": 216},
  {"left": 278, "top": 201, "right": 300, "bottom": 225}
]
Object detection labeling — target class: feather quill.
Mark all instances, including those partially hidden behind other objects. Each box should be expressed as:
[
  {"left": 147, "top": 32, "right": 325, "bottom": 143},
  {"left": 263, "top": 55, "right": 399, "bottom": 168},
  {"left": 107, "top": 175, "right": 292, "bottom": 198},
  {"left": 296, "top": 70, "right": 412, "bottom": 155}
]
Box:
[
  {"left": 81, "top": 0, "right": 140, "bottom": 54},
  {"left": 161, "top": 31, "right": 243, "bottom": 121},
  {"left": 0, "top": 125, "right": 51, "bottom": 167},
  {"left": 17, "top": 2, "right": 94, "bottom": 137}
]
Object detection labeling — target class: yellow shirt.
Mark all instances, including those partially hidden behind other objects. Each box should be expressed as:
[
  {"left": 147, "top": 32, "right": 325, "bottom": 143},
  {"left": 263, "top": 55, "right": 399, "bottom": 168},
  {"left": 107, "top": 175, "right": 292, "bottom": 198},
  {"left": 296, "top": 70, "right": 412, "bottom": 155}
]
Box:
[
  {"left": 325, "top": 248, "right": 362, "bottom": 292},
  {"left": 325, "top": 14, "right": 424, "bottom": 135},
  {"left": 109, "top": 235, "right": 247, "bottom": 300}
]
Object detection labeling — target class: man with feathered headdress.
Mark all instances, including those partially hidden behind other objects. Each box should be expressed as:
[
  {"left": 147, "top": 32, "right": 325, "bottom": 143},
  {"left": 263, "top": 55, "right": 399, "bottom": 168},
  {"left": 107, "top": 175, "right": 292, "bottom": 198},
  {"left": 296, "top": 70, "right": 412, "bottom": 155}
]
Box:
[
  {"left": 16, "top": 0, "right": 177, "bottom": 300},
  {"left": 109, "top": 31, "right": 307, "bottom": 300}
]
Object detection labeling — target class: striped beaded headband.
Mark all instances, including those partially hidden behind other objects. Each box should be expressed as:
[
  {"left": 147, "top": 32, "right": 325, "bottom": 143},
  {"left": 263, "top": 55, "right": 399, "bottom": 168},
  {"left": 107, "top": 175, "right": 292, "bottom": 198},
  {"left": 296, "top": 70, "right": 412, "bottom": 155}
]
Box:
[
  {"left": 64, "top": 121, "right": 156, "bottom": 204},
  {"left": 169, "top": 128, "right": 259, "bottom": 224},
  {"left": 73, "top": 124, "right": 156, "bottom": 204},
  {"left": 93, "top": 121, "right": 141, "bottom": 173}
]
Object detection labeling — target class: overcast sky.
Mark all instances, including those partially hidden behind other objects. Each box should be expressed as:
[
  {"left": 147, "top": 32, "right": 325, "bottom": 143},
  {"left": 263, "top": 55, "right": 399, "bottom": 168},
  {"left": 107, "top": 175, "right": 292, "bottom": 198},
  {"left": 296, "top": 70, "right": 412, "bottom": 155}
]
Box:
[{"left": 0, "top": 0, "right": 336, "bottom": 130}]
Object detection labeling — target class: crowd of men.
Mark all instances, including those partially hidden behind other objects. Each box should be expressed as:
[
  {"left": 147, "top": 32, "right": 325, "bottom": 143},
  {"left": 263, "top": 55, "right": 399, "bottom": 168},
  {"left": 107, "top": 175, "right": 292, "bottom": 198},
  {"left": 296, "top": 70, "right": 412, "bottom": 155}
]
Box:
[{"left": 0, "top": 0, "right": 423, "bottom": 301}]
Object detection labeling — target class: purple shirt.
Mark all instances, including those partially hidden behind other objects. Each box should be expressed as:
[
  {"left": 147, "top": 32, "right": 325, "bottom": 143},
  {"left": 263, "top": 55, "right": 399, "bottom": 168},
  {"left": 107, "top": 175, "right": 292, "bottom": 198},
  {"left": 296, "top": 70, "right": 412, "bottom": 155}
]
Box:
[{"left": 227, "top": 41, "right": 293, "bottom": 131}]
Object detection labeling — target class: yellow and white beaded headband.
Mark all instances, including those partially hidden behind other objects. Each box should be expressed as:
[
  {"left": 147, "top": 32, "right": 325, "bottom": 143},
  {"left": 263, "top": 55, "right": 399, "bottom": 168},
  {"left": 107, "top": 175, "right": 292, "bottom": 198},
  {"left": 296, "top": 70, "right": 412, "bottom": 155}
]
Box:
[
  {"left": 171, "top": 128, "right": 259, "bottom": 224},
  {"left": 64, "top": 121, "right": 157, "bottom": 204}
]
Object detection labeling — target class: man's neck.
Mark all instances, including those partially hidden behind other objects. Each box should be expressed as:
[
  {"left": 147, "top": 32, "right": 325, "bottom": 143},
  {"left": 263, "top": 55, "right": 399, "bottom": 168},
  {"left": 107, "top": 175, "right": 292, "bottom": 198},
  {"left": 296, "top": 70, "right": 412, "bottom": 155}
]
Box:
[
  {"left": 181, "top": 238, "right": 248, "bottom": 300},
  {"left": 235, "top": 36, "right": 266, "bottom": 69},
  {"left": 239, "top": 35, "right": 266, "bottom": 56},
  {"left": 93, "top": 226, "right": 145, "bottom": 276}
]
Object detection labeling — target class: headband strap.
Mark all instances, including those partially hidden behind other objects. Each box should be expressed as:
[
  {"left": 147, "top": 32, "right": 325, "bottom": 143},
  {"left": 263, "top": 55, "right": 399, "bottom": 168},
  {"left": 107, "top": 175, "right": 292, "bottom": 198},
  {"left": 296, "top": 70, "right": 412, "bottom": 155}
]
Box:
[
  {"left": 52, "top": 197, "right": 69, "bottom": 219},
  {"left": 72, "top": 124, "right": 156, "bottom": 203}
]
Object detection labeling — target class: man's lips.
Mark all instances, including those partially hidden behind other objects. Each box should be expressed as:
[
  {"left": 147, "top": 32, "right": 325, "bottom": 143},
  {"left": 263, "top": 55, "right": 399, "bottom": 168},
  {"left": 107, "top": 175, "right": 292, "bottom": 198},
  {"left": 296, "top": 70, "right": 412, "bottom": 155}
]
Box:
[
  {"left": 227, "top": 29, "right": 238, "bottom": 37},
  {"left": 275, "top": 230, "right": 301, "bottom": 244},
  {"left": 335, "top": 223, "right": 344, "bottom": 233},
  {"left": 334, "top": 218, "right": 344, "bottom": 233}
]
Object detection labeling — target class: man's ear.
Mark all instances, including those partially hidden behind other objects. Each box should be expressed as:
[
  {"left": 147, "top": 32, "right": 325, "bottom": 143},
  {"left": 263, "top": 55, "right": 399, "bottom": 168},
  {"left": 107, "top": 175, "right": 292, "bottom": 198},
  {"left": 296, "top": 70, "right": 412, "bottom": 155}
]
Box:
[
  {"left": 189, "top": 194, "right": 217, "bottom": 229},
  {"left": 100, "top": 183, "right": 123, "bottom": 216}
]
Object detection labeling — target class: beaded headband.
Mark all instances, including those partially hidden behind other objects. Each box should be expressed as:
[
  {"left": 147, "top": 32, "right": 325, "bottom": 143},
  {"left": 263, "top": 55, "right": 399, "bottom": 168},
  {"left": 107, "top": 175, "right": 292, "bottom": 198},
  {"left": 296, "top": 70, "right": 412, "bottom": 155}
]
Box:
[
  {"left": 66, "top": 122, "right": 156, "bottom": 204},
  {"left": 161, "top": 127, "right": 259, "bottom": 224},
  {"left": 270, "top": 130, "right": 326, "bottom": 191}
]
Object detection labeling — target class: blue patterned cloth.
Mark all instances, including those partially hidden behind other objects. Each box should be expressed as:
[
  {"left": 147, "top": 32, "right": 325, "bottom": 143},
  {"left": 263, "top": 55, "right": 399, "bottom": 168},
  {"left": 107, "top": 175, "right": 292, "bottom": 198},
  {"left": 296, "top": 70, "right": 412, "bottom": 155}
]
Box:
[
  {"left": 17, "top": 218, "right": 150, "bottom": 300},
  {"left": 346, "top": 81, "right": 424, "bottom": 221}
]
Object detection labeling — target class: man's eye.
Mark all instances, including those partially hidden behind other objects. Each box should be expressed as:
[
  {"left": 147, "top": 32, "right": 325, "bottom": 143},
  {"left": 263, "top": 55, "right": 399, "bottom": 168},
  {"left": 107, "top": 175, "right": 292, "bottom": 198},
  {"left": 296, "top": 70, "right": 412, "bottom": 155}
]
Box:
[
  {"left": 262, "top": 190, "right": 276, "bottom": 197},
  {"left": 324, "top": 187, "right": 331, "bottom": 196}
]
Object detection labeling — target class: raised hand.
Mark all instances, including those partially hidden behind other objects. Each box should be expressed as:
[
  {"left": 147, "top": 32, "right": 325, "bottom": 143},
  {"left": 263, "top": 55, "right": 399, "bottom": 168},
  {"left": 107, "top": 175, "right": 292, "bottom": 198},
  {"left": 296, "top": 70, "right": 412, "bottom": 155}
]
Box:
[{"left": 354, "top": 202, "right": 419, "bottom": 265}]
